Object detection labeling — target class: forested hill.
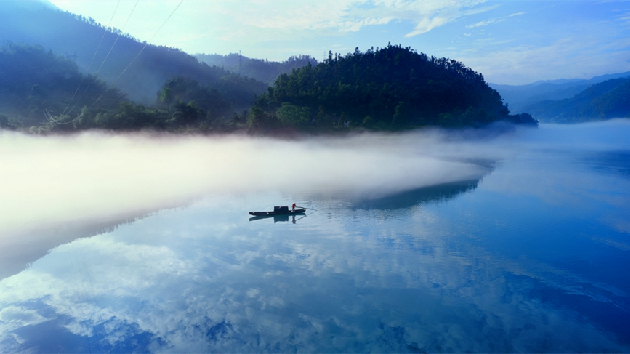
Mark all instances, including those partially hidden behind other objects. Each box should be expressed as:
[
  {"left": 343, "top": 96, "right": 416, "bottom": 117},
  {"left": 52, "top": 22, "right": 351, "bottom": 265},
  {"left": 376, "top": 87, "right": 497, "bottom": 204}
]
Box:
[
  {"left": 522, "top": 78, "right": 630, "bottom": 123},
  {"left": 196, "top": 54, "right": 318, "bottom": 85},
  {"left": 0, "top": 0, "right": 267, "bottom": 108},
  {"left": 0, "top": 43, "right": 248, "bottom": 133},
  {"left": 250, "top": 44, "right": 535, "bottom": 132},
  {"left": 0, "top": 43, "right": 125, "bottom": 130}
]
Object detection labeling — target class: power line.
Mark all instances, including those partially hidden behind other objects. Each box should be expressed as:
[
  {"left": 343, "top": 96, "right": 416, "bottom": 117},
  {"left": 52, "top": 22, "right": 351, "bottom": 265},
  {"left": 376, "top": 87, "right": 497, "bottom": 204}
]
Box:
[
  {"left": 56, "top": 0, "right": 123, "bottom": 121},
  {"left": 90, "top": 0, "right": 185, "bottom": 109},
  {"left": 93, "top": 0, "right": 141, "bottom": 76},
  {"left": 67, "top": 0, "right": 140, "bottom": 115}
]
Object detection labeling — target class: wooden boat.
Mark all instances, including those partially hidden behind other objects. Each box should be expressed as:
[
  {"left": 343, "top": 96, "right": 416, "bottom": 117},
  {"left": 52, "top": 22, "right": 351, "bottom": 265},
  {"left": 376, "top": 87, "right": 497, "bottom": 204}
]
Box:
[{"left": 249, "top": 205, "right": 305, "bottom": 216}]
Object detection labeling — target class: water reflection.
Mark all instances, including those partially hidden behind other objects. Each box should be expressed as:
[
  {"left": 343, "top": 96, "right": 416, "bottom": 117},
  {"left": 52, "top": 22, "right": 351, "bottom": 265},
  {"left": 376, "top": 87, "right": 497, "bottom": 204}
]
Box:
[
  {"left": 351, "top": 179, "right": 480, "bottom": 210},
  {"left": 2, "top": 123, "right": 630, "bottom": 352},
  {"left": 582, "top": 149, "right": 630, "bottom": 179},
  {"left": 0, "top": 213, "right": 153, "bottom": 281},
  {"left": 2, "top": 182, "right": 629, "bottom": 353},
  {"left": 249, "top": 214, "right": 307, "bottom": 223}
]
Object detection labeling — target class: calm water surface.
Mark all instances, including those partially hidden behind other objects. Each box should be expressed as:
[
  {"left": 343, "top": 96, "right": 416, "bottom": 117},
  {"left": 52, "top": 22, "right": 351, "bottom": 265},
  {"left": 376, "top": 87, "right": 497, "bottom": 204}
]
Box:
[{"left": 1, "top": 122, "right": 630, "bottom": 353}]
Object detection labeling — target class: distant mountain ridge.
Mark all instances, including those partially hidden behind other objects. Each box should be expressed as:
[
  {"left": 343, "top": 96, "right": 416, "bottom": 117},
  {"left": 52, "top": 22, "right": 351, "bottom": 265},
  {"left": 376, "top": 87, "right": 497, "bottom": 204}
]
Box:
[
  {"left": 490, "top": 72, "right": 630, "bottom": 113},
  {"left": 522, "top": 78, "right": 630, "bottom": 123},
  {"left": 0, "top": 0, "right": 266, "bottom": 109},
  {"left": 196, "top": 54, "right": 318, "bottom": 85}
]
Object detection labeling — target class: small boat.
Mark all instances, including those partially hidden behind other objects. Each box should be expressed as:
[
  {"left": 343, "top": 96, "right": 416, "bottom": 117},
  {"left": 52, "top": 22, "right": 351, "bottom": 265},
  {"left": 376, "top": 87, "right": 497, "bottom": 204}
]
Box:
[{"left": 249, "top": 205, "right": 306, "bottom": 216}]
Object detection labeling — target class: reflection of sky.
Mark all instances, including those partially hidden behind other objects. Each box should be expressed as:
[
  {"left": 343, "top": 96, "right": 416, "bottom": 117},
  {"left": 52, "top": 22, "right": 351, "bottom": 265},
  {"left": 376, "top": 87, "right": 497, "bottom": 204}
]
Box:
[
  {"left": 2, "top": 181, "right": 630, "bottom": 352},
  {"left": 2, "top": 122, "right": 630, "bottom": 352}
]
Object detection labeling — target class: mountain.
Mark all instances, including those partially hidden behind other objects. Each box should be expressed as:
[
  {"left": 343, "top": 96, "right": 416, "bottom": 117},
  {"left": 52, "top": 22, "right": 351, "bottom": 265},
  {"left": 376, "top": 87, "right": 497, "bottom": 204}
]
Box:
[
  {"left": 196, "top": 53, "right": 318, "bottom": 85},
  {"left": 0, "top": 0, "right": 266, "bottom": 110},
  {"left": 490, "top": 72, "right": 630, "bottom": 113},
  {"left": 522, "top": 78, "right": 630, "bottom": 123},
  {"left": 0, "top": 42, "right": 125, "bottom": 130},
  {"left": 249, "top": 44, "right": 536, "bottom": 133}
]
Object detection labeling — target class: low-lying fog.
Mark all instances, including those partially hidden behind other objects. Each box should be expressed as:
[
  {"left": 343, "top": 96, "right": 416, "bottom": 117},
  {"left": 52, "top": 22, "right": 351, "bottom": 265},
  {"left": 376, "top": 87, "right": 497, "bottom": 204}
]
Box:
[
  {"left": 0, "top": 129, "right": 499, "bottom": 237},
  {"left": 1, "top": 120, "right": 629, "bottom": 279}
]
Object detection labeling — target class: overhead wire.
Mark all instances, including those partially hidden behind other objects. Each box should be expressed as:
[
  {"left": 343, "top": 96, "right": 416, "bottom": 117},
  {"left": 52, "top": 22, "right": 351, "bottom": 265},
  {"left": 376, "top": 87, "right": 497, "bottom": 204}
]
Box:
[
  {"left": 90, "top": 0, "right": 185, "bottom": 109},
  {"left": 92, "top": 0, "right": 141, "bottom": 76},
  {"left": 57, "top": 0, "right": 123, "bottom": 121},
  {"left": 62, "top": 0, "right": 140, "bottom": 120}
]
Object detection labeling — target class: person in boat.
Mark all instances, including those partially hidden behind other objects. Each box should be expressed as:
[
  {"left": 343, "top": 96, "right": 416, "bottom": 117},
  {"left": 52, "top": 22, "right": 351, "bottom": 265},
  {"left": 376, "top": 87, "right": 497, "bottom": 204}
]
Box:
[{"left": 291, "top": 203, "right": 296, "bottom": 211}]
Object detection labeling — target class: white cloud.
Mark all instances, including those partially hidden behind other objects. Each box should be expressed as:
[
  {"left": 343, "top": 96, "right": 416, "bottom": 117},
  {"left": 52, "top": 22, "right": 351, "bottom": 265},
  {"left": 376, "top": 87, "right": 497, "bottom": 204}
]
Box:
[
  {"left": 467, "top": 11, "right": 525, "bottom": 28},
  {"left": 509, "top": 11, "right": 526, "bottom": 17},
  {"left": 460, "top": 34, "right": 630, "bottom": 84},
  {"left": 150, "top": 0, "right": 493, "bottom": 42}
]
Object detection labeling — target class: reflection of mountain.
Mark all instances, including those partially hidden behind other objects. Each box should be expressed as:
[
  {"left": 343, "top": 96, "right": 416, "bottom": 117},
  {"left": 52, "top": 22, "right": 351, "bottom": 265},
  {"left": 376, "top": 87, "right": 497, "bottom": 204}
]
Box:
[
  {"left": 582, "top": 150, "right": 630, "bottom": 180},
  {"left": 0, "top": 211, "right": 158, "bottom": 281},
  {"left": 2, "top": 187, "right": 629, "bottom": 353},
  {"left": 352, "top": 180, "right": 480, "bottom": 210}
]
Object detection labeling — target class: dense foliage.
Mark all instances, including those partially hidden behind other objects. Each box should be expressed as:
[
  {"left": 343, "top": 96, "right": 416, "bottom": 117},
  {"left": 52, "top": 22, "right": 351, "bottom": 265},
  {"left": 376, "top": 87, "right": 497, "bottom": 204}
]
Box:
[
  {"left": 251, "top": 44, "right": 534, "bottom": 132},
  {"left": 523, "top": 78, "right": 630, "bottom": 123},
  {"left": 0, "top": 0, "right": 268, "bottom": 108},
  {"left": 0, "top": 43, "right": 125, "bottom": 129},
  {"left": 1, "top": 0, "right": 538, "bottom": 135},
  {"left": 196, "top": 54, "right": 318, "bottom": 85},
  {"left": 0, "top": 44, "right": 246, "bottom": 133}
]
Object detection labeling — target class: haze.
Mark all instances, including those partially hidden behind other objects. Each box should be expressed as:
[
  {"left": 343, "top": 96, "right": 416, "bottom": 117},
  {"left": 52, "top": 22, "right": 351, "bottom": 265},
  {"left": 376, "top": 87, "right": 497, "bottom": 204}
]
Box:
[
  {"left": 46, "top": 0, "right": 630, "bottom": 85},
  {"left": 0, "top": 130, "right": 501, "bottom": 240}
]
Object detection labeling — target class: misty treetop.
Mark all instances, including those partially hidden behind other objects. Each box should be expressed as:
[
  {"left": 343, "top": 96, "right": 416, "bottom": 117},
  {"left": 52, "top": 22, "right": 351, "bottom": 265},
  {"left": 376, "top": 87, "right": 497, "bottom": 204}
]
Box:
[
  {"left": 196, "top": 53, "right": 319, "bottom": 86},
  {"left": 251, "top": 44, "right": 535, "bottom": 132}
]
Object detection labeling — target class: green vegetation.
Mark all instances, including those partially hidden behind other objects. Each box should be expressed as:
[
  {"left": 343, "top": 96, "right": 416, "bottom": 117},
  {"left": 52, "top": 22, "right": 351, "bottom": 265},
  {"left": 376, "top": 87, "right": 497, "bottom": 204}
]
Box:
[
  {"left": 250, "top": 44, "right": 536, "bottom": 133},
  {"left": 196, "top": 53, "right": 318, "bottom": 85},
  {"left": 0, "top": 1, "right": 538, "bottom": 135},
  {"left": 523, "top": 78, "right": 630, "bottom": 123},
  {"left": 0, "top": 43, "right": 247, "bottom": 133},
  {"left": 0, "top": 42, "right": 124, "bottom": 131},
  {"left": 0, "top": 43, "right": 536, "bottom": 135},
  {"left": 0, "top": 0, "right": 268, "bottom": 106}
]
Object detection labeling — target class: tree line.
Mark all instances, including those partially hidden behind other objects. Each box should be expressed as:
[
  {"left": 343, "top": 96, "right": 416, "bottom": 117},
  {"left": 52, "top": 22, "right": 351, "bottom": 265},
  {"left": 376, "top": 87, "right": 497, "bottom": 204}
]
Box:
[
  {"left": 0, "top": 43, "right": 536, "bottom": 134},
  {"left": 248, "top": 44, "right": 536, "bottom": 133}
]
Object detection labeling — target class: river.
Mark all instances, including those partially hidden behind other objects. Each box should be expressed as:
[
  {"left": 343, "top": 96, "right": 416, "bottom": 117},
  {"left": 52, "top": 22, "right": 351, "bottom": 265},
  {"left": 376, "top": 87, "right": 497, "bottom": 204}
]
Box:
[{"left": 1, "top": 121, "right": 629, "bottom": 352}]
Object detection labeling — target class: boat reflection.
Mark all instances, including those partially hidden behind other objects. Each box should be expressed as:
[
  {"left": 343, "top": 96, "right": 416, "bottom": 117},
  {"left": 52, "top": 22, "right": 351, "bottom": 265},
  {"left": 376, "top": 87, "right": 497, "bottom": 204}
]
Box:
[{"left": 249, "top": 213, "right": 307, "bottom": 223}]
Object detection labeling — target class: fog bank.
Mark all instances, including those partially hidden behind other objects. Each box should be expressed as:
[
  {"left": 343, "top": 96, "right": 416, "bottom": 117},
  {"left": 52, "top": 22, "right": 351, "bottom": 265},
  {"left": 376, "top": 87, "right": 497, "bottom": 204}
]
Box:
[{"left": 0, "top": 130, "right": 503, "bottom": 238}]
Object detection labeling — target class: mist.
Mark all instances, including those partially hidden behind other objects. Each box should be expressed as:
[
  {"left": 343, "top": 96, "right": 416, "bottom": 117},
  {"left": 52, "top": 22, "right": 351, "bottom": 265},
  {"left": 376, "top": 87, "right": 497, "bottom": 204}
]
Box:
[
  {"left": 0, "top": 129, "right": 509, "bottom": 237},
  {"left": 5, "top": 120, "right": 630, "bottom": 239}
]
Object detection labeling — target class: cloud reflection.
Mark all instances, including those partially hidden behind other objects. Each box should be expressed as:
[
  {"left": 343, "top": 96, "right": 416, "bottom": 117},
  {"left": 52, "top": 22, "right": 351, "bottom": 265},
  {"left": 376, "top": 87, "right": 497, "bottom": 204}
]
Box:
[
  {"left": 1, "top": 193, "right": 629, "bottom": 352},
  {"left": 0, "top": 130, "right": 498, "bottom": 279}
]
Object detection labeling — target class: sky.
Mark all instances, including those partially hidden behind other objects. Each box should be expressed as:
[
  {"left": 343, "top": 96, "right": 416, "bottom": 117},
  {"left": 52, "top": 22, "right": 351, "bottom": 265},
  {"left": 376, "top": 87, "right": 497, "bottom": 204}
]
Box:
[{"left": 41, "top": 0, "right": 630, "bottom": 85}]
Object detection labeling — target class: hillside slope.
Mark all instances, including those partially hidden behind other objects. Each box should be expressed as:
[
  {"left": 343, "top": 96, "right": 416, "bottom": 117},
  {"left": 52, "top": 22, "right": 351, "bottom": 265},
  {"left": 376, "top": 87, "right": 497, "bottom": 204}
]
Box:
[
  {"left": 0, "top": 43, "right": 125, "bottom": 129},
  {"left": 250, "top": 44, "right": 535, "bottom": 132},
  {"left": 196, "top": 53, "right": 317, "bottom": 85},
  {"left": 523, "top": 78, "right": 630, "bottom": 123},
  {"left": 490, "top": 72, "right": 630, "bottom": 113},
  {"left": 0, "top": 0, "right": 267, "bottom": 109}
]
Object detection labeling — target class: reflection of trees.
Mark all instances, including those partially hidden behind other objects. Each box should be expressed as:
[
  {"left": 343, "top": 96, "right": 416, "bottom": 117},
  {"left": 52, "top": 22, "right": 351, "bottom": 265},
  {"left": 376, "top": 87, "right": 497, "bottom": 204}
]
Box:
[{"left": 352, "top": 180, "right": 480, "bottom": 210}]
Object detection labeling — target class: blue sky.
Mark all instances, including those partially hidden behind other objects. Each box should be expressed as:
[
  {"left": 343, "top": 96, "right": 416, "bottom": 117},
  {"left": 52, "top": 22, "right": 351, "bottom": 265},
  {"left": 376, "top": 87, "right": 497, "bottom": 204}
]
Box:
[{"left": 46, "top": 0, "right": 630, "bottom": 85}]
